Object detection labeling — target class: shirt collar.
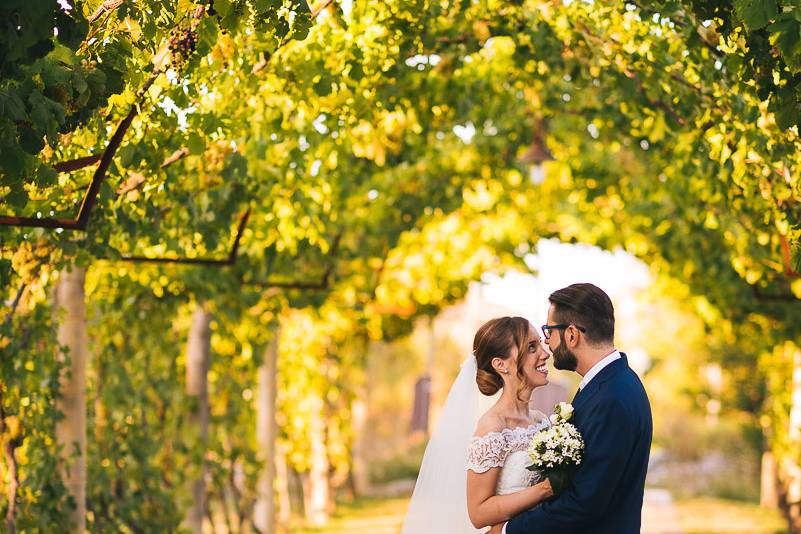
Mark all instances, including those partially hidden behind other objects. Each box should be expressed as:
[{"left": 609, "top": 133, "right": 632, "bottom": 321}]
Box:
[{"left": 578, "top": 350, "right": 621, "bottom": 391}]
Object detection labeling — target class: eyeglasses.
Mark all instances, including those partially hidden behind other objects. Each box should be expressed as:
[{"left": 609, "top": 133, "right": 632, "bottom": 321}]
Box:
[{"left": 541, "top": 324, "right": 586, "bottom": 341}]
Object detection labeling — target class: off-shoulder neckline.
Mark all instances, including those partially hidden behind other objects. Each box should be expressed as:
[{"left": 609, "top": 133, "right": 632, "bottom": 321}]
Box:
[{"left": 471, "top": 419, "right": 549, "bottom": 441}]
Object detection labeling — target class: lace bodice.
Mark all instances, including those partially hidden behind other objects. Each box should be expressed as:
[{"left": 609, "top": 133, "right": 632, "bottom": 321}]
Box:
[{"left": 466, "top": 420, "right": 549, "bottom": 495}]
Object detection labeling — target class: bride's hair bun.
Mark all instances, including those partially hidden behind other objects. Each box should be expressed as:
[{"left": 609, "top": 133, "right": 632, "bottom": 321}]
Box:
[
  {"left": 472, "top": 316, "right": 531, "bottom": 397},
  {"left": 476, "top": 368, "right": 503, "bottom": 396}
]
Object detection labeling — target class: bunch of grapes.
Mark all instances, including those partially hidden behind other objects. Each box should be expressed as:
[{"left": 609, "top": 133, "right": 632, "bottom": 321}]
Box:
[{"left": 168, "top": 25, "right": 199, "bottom": 70}]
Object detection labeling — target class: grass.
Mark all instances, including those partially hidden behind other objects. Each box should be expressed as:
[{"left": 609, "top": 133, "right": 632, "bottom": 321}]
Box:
[
  {"left": 285, "top": 497, "right": 408, "bottom": 534},
  {"left": 675, "top": 497, "right": 789, "bottom": 534},
  {"left": 282, "top": 495, "right": 791, "bottom": 534}
]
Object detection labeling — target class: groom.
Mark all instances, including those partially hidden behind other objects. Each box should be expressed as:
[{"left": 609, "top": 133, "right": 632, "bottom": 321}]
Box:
[{"left": 492, "top": 283, "right": 653, "bottom": 534}]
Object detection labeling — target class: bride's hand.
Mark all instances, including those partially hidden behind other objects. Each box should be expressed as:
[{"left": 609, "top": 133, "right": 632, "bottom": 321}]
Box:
[{"left": 540, "top": 477, "right": 554, "bottom": 498}]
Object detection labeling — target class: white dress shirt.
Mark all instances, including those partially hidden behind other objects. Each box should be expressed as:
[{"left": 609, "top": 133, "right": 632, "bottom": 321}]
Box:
[
  {"left": 500, "top": 350, "right": 621, "bottom": 534},
  {"left": 578, "top": 350, "right": 621, "bottom": 391}
]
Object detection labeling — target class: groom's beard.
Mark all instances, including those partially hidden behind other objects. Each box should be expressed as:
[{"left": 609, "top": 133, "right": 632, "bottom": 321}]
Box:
[{"left": 552, "top": 335, "right": 578, "bottom": 371}]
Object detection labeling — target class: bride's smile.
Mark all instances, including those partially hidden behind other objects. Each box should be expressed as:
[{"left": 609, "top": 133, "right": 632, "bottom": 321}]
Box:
[
  {"left": 523, "top": 333, "right": 551, "bottom": 388},
  {"left": 535, "top": 360, "right": 549, "bottom": 378},
  {"left": 534, "top": 350, "right": 550, "bottom": 378}
]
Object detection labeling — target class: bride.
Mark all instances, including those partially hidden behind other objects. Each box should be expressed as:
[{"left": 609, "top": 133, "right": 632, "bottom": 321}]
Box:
[{"left": 403, "top": 316, "right": 554, "bottom": 533}]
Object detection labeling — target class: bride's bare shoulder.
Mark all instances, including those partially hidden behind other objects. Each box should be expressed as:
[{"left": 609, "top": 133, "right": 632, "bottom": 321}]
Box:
[
  {"left": 528, "top": 409, "right": 549, "bottom": 425},
  {"left": 473, "top": 411, "right": 505, "bottom": 437}
]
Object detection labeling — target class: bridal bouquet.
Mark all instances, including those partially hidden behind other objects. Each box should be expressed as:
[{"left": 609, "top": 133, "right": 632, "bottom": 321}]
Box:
[{"left": 526, "top": 402, "right": 584, "bottom": 495}]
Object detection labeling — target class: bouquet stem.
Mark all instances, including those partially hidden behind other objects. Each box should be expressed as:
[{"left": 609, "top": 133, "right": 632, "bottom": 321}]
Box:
[{"left": 547, "top": 468, "right": 574, "bottom": 496}]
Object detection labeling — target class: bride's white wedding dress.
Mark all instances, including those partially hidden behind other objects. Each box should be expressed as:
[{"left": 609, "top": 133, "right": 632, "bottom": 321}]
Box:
[{"left": 466, "top": 421, "right": 549, "bottom": 495}]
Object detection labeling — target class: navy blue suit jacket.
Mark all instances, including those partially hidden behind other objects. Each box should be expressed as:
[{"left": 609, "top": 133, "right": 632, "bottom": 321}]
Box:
[{"left": 506, "top": 354, "right": 652, "bottom": 534}]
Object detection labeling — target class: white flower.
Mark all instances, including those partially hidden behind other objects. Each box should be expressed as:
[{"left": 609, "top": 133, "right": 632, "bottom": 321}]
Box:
[
  {"left": 527, "top": 420, "right": 585, "bottom": 470},
  {"left": 555, "top": 402, "right": 574, "bottom": 422}
]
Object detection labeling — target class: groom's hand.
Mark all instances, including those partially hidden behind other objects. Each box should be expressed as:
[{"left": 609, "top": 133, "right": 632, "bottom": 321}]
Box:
[{"left": 485, "top": 522, "right": 504, "bottom": 534}]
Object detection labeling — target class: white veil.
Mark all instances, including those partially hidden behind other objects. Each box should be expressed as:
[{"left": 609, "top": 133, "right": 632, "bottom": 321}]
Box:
[{"left": 402, "top": 355, "right": 496, "bottom": 533}]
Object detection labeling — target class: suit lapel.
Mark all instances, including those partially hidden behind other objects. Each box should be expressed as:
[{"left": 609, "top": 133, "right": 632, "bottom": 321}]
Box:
[
  {"left": 572, "top": 354, "right": 629, "bottom": 411},
  {"left": 572, "top": 379, "right": 596, "bottom": 411}
]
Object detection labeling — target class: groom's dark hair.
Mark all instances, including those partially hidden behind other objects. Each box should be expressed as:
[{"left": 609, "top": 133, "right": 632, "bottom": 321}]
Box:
[{"left": 549, "top": 283, "right": 614, "bottom": 345}]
